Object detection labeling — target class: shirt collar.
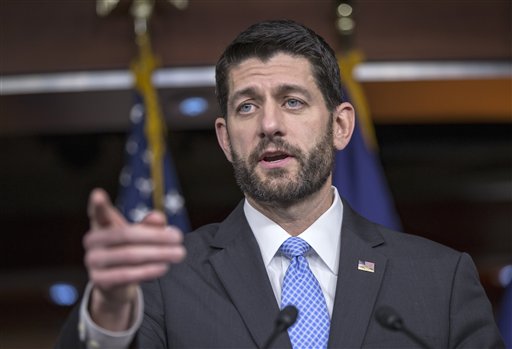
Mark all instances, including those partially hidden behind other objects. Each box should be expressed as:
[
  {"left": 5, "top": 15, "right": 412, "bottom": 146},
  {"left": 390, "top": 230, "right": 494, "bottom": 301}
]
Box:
[{"left": 244, "top": 187, "right": 344, "bottom": 275}]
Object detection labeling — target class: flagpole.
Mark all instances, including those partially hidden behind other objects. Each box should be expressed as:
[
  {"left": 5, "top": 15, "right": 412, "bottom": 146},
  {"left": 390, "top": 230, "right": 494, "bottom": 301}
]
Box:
[
  {"left": 335, "top": 0, "right": 377, "bottom": 150},
  {"left": 130, "top": 0, "right": 167, "bottom": 212},
  {"left": 95, "top": 0, "right": 191, "bottom": 230},
  {"left": 96, "top": 0, "right": 189, "bottom": 214}
]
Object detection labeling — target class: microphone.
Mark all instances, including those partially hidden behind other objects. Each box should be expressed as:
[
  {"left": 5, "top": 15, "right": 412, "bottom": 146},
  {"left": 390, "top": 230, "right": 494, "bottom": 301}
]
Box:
[
  {"left": 263, "top": 305, "right": 298, "bottom": 349},
  {"left": 375, "top": 306, "right": 432, "bottom": 349}
]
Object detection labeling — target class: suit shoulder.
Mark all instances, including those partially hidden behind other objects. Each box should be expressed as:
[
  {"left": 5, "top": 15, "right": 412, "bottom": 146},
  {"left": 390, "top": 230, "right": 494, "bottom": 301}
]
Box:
[
  {"left": 376, "top": 224, "right": 462, "bottom": 260},
  {"left": 184, "top": 222, "right": 220, "bottom": 246},
  {"left": 343, "top": 201, "right": 462, "bottom": 260}
]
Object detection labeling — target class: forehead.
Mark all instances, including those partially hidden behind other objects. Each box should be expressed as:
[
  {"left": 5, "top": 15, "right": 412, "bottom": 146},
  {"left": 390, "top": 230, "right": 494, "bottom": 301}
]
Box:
[{"left": 227, "top": 53, "right": 317, "bottom": 95}]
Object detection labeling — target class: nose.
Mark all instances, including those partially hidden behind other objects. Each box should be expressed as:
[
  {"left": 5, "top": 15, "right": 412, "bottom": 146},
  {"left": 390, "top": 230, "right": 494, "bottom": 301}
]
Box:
[{"left": 259, "top": 103, "right": 285, "bottom": 139}]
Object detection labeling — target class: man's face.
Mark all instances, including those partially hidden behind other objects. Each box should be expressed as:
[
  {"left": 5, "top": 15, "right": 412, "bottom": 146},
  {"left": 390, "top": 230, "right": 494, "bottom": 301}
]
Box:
[{"left": 215, "top": 53, "right": 350, "bottom": 205}]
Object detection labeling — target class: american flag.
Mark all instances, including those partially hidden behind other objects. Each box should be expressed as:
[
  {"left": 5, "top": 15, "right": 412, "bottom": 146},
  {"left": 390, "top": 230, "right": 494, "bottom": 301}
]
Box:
[
  {"left": 358, "top": 260, "right": 375, "bottom": 273},
  {"left": 117, "top": 92, "right": 190, "bottom": 232},
  {"left": 117, "top": 34, "right": 190, "bottom": 232}
]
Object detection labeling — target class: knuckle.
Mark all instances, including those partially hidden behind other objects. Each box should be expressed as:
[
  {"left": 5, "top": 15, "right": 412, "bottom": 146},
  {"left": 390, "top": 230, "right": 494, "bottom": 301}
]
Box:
[
  {"left": 82, "top": 231, "right": 93, "bottom": 248},
  {"left": 168, "top": 246, "right": 186, "bottom": 263},
  {"left": 89, "top": 270, "right": 102, "bottom": 285},
  {"left": 166, "top": 227, "right": 184, "bottom": 242},
  {"left": 121, "top": 227, "right": 141, "bottom": 244},
  {"left": 176, "top": 247, "right": 187, "bottom": 261},
  {"left": 84, "top": 250, "right": 96, "bottom": 268},
  {"left": 149, "top": 263, "right": 169, "bottom": 276},
  {"left": 84, "top": 253, "right": 92, "bottom": 268},
  {"left": 122, "top": 249, "right": 136, "bottom": 263},
  {"left": 84, "top": 249, "right": 106, "bottom": 269}
]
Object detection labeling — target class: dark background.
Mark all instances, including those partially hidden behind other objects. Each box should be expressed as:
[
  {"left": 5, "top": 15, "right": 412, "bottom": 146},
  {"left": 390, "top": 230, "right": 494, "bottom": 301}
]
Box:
[{"left": 1, "top": 1, "right": 511, "bottom": 347}]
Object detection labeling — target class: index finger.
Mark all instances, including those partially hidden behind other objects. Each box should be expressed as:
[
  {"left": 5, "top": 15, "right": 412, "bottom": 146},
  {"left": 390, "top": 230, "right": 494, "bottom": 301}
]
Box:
[
  {"left": 88, "top": 188, "right": 127, "bottom": 229},
  {"left": 83, "top": 224, "right": 183, "bottom": 249}
]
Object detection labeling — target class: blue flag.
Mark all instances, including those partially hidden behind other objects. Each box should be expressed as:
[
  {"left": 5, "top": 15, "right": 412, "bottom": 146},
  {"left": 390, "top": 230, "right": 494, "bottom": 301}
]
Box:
[
  {"left": 117, "top": 92, "right": 190, "bottom": 232},
  {"left": 498, "top": 280, "right": 512, "bottom": 348},
  {"left": 333, "top": 108, "right": 401, "bottom": 231},
  {"left": 335, "top": 52, "right": 401, "bottom": 230}
]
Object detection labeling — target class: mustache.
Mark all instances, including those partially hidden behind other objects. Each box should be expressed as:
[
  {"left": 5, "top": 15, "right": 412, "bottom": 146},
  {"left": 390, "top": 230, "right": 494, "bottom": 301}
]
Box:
[{"left": 248, "top": 138, "right": 303, "bottom": 165}]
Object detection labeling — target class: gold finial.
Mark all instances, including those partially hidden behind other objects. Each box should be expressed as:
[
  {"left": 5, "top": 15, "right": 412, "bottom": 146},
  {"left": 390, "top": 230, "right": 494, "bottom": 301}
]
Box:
[
  {"left": 168, "top": 0, "right": 188, "bottom": 10},
  {"left": 96, "top": 0, "right": 188, "bottom": 36},
  {"left": 96, "top": 0, "right": 120, "bottom": 17},
  {"left": 131, "top": 0, "right": 155, "bottom": 36}
]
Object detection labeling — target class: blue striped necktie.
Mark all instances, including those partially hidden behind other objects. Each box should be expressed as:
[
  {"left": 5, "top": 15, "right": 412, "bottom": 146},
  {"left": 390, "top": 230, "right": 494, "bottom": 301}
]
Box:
[{"left": 280, "top": 237, "right": 330, "bottom": 349}]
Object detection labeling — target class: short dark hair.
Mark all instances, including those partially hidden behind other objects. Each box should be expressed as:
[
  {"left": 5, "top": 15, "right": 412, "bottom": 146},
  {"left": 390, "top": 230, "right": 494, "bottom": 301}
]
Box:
[{"left": 215, "top": 20, "right": 344, "bottom": 117}]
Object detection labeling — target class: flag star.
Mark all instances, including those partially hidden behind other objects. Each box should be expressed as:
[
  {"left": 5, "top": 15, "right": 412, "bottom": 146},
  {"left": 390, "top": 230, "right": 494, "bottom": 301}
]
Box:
[
  {"left": 119, "top": 166, "right": 132, "bottom": 187},
  {"left": 164, "top": 190, "right": 185, "bottom": 215},
  {"left": 126, "top": 138, "right": 138, "bottom": 155},
  {"left": 129, "top": 203, "right": 150, "bottom": 222},
  {"left": 142, "top": 149, "right": 153, "bottom": 165},
  {"left": 130, "top": 104, "right": 144, "bottom": 124},
  {"left": 135, "top": 177, "right": 153, "bottom": 197}
]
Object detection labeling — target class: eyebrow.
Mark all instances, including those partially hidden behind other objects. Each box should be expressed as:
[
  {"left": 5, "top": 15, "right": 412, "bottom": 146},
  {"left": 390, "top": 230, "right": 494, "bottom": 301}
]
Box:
[
  {"left": 274, "top": 84, "right": 313, "bottom": 100},
  {"left": 228, "top": 87, "right": 260, "bottom": 111}
]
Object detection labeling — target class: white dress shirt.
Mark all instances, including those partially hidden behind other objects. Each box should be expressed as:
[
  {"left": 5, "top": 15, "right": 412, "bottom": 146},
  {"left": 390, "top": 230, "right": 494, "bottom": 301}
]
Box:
[
  {"left": 80, "top": 186, "right": 344, "bottom": 346},
  {"left": 244, "top": 186, "right": 343, "bottom": 317}
]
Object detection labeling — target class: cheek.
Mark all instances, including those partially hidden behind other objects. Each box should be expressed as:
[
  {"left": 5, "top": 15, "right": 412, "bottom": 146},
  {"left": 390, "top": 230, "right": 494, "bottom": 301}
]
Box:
[
  {"left": 227, "top": 135, "right": 252, "bottom": 159},
  {"left": 228, "top": 125, "right": 258, "bottom": 152},
  {"left": 298, "top": 123, "right": 324, "bottom": 147}
]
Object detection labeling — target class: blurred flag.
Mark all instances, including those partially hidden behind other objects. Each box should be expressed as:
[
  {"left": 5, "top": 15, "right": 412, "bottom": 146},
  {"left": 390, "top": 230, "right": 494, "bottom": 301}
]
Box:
[
  {"left": 334, "top": 51, "right": 401, "bottom": 231},
  {"left": 498, "top": 280, "right": 512, "bottom": 348},
  {"left": 117, "top": 33, "right": 190, "bottom": 232}
]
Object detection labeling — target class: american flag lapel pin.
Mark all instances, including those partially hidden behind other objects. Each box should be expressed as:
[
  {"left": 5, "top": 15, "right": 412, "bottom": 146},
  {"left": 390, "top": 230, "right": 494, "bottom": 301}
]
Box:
[{"left": 358, "top": 260, "right": 375, "bottom": 273}]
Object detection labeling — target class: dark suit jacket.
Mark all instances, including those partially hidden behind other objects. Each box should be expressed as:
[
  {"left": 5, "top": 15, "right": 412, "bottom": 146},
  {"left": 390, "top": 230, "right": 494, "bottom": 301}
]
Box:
[{"left": 56, "top": 200, "right": 504, "bottom": 348}]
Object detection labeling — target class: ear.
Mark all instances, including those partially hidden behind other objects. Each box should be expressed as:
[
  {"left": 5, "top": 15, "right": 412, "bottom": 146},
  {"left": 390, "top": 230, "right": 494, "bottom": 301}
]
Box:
[
  {"left": 215, "top": 117, "right": 233, "bottom": 162},
  {"left": 332, "top": 102, "right": 355, "bottom": 151}
]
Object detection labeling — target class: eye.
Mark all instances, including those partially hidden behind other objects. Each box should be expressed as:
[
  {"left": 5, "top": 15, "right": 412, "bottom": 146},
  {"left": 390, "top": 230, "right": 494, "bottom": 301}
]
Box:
[
  {"left": 237, "top": 103, "right": 255, "bottom": 114},
  {"left": 284, "top": 98, "right": 304, "bottom": 109}
]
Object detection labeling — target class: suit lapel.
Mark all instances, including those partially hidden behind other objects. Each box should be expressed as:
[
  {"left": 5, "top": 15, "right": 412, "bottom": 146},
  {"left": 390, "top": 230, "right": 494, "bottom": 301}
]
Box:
[
  {"left": 209, "top": 202, "right": 292, "bottom": 349},
  {"left": 329, "top": 202, "right": 387, "bottom": 348}
]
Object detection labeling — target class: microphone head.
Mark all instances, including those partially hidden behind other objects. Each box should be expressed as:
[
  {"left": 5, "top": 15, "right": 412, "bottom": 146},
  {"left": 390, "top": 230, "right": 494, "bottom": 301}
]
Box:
[
  {"left": 375, "top": 306, "right": 404, "bottom": 331},
  {"left": 277, "top": 305, "right": 298, "bottom": 330}
]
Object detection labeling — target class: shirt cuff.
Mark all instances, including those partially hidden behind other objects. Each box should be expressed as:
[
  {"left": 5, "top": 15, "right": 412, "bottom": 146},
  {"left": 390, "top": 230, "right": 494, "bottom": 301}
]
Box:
[{"left": 78, "top": 282, "right": 144, "bottom": 349}]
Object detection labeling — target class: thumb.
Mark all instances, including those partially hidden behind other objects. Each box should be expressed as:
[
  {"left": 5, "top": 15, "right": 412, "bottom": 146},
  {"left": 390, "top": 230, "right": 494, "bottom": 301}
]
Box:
[
  {"left": 88, "top": 188, "right": 127, "bottom": 229},
  {"left": 140, "top": 210, "right": 168, "bottom": 228}
]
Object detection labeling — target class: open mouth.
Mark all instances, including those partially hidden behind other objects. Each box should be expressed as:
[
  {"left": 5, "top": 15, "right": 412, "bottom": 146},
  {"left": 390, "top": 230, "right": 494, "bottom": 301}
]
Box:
[
  {"left": 263, "top": 152, "right": 289, "bottom": 162},
  {"left": 259, "top": 151, "right": 293, "bottom": 165}
]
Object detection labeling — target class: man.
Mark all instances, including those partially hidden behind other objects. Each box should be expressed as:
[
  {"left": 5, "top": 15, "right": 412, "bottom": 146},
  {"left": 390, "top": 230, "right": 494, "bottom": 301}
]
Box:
[{"left": 56, "top": 20, "right": 503, "bottom": 348}]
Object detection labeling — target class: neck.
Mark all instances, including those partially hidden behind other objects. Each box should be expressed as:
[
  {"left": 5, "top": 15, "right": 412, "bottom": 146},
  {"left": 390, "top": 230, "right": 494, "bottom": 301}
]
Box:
[{"left": 247, "top": 182, "right": 334, "bottom": 236}]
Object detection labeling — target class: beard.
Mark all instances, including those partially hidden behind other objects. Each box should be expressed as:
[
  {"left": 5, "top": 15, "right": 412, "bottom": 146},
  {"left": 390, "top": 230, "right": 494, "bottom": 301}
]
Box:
[{"left": 229, "top": 121, "right": 335, "bottom": 206}]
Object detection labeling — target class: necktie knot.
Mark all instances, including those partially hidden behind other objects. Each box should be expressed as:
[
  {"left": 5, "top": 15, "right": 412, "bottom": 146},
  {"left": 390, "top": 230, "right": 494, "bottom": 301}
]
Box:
[{"left": 280, "top": 237, "right": 310, "bottom": 259}]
